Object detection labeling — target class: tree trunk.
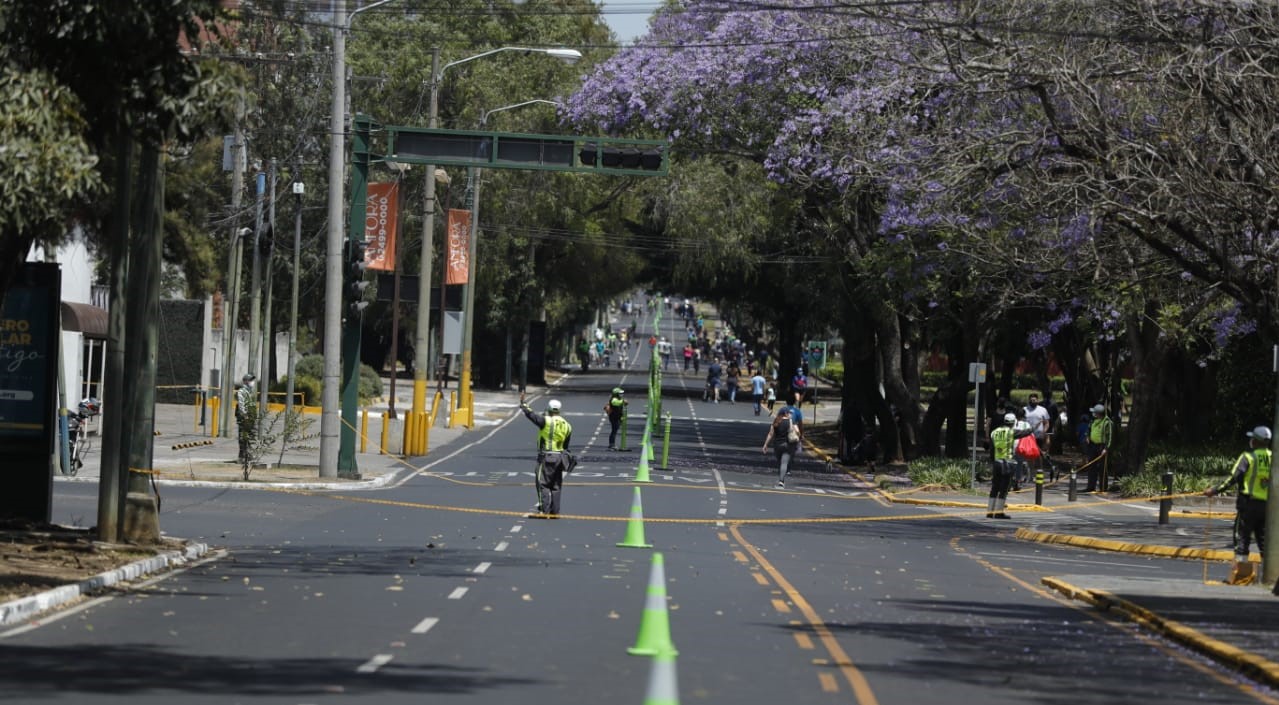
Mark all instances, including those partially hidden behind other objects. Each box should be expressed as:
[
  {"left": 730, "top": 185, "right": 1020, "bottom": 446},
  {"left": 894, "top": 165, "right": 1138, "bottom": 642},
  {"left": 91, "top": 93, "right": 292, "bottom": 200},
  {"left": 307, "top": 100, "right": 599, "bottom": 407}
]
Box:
[
  {"left": 1120, "top": 305, "right": 1168, "bottom": 479},
  {"left": 875, "top": 308, "right": 920, "bottom": 461},
  {"left": 97, "top": 135, "right": 132, "bottom": 543}
]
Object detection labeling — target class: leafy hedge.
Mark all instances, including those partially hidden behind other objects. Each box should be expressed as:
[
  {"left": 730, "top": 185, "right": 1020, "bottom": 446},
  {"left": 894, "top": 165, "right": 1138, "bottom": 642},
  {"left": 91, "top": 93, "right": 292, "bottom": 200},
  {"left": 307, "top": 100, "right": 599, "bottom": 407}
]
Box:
[
  {"left": 280, "top": 354, "right": 382, "bottom": 406},
  {"left": 906, "top": 456, "right": 973, "bottom": 490}
]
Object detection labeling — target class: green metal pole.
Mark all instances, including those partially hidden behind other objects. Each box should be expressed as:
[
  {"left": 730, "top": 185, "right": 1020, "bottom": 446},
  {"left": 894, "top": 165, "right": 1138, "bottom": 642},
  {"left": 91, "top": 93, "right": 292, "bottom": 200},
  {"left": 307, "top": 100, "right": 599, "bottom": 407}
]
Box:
[
  {"left": 661, "top": 411, "right": 671, "bottom": 470},
  {"left": 338, "top": 114, "right": 372, "bottom": 478}
]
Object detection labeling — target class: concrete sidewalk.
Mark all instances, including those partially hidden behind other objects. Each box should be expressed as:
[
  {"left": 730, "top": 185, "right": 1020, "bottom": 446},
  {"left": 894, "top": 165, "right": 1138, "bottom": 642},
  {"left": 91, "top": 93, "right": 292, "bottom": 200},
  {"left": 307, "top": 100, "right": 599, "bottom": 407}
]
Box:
[
  {"left": 57, "top": 385, "right": 529, "bottom": 490},
  {"left": 867, "top": 471, "right": 1279, "bottom": 688}
]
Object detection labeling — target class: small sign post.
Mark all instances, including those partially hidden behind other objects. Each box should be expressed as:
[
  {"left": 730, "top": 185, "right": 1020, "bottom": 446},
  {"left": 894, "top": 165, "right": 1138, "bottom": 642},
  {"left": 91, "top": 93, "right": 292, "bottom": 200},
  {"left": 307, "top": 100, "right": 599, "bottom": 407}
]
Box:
[{"left": 968, "top": 362, "right": 987, "bottom": 488}]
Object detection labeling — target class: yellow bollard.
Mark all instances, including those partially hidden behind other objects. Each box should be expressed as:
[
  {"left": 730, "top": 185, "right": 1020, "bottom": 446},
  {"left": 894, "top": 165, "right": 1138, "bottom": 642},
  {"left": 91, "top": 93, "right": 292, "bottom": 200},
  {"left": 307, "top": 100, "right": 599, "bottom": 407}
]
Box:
[
  {"left": 380, "top": 411, "right": 390, "bottom": 455},
  {"left": 210, "top": 397, "right": 220, "bottom": 437},
  {"left": 360, "top": 409, "right": 369, "bottom": 453},
  {"left": 421, "top": 411, "right": 430, "bottom": 454},
  {"left": 193, "top": 391, "right": 200, "bottom": 433},
  {"left": 403, "top": 412, "right": 415, "bottom": 455}
]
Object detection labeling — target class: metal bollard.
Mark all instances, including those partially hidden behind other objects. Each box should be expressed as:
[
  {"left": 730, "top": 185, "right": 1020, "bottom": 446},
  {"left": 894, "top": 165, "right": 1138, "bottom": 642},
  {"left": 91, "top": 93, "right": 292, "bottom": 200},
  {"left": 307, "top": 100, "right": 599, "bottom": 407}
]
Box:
[
  {"left": 1159, "top": 471, "right": 1173, "bottom": 525},
  {"left": 360, "top": 409, "right": 369, "bottom": 453},
  {"left": 1034, "top": 470, "right": 1044, "bottom": 506},
  {"left": 1068, "top": 470, "right": 1077, "bottom": 502},
  {"left": 661, "top": 411, "right": 672, "bottom": 470},
  {"left": 380, "top": 412, "right": 390, "bottom": 455}
]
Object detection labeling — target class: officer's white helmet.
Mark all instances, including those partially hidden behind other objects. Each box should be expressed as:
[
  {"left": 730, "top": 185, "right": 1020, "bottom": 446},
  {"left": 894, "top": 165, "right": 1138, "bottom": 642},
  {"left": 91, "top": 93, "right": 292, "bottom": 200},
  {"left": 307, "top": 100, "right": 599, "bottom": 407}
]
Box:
[
  {"left": 547, "top": 399, "right": 562, "bottom": 413},
  {"left": 1003, "top": 413, "right": 1016, "bottom": 424}
]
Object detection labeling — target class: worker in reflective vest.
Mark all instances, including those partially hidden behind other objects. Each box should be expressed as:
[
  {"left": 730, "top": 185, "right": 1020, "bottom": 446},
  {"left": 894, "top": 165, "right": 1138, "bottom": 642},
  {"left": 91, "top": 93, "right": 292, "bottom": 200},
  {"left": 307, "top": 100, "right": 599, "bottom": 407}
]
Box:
[
  {"left": 989, "top": 413, "right": 1032, "bottom": 519},
  {"left": 1206, "top": 426, "right": 1272, "bottom": 584},
  {"left": 520, "top": 393, "right": 574, "bottom": 517}
]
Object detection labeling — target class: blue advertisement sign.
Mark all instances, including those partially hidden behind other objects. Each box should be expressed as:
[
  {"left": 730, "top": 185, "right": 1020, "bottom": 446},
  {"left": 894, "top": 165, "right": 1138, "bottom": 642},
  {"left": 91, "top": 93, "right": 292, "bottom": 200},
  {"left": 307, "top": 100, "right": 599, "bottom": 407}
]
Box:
[{"left": 0, "top": 265, "right": 58, "bottom": 438}]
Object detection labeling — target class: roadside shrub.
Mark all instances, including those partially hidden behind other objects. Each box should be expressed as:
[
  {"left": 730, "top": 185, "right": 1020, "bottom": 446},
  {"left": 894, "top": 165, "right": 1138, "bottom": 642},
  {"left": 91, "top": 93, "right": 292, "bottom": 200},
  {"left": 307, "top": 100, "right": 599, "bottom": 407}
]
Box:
[
  {"left": 1112, "top": 453, "right": 1234, "bottom": 497},
  {"left": 271, "top": 375, "right": 322, "bottom": 408},
  {"left": 818, "top": 361, "right": 843, "bottom": 387},
  {"left": 272, "top": 357, "right": 382, "bottom": 406},
  {"left": 907, "top": 456, "right": 973, "bottom": 491}
]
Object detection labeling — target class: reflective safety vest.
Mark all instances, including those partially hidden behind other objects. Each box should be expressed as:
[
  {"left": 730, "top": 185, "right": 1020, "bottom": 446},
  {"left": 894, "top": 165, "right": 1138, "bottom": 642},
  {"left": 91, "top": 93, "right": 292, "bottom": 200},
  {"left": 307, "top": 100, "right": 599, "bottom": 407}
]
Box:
[
  {"left": 991, "top": 426, "right": 1014, "bottom": 461},
  {"left": 1240, "top": 448, "right": 1272, "bottom": 501},
  {"left": 1089, "top": 417, "right": 1113, "bottom": 446},
  {"left": 538, "top": 415, "right": 571, "bottom": 452}
]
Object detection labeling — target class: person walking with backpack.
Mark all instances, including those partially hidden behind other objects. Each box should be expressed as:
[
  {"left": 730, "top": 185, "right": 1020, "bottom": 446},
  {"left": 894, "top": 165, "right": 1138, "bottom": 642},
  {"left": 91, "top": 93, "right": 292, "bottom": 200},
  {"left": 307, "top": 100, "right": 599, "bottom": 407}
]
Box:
[
  {"left": 519, "top": 393, "right": 574, "bottom": 517},
  {"left": 762, "top": 406, "right": 801, "bottom": 488}
]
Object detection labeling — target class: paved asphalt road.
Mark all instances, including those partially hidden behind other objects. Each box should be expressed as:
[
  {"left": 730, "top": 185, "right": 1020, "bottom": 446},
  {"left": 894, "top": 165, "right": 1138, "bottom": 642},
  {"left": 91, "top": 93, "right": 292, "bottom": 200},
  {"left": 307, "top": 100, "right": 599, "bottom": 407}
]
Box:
[{"left": 2, "top": 305, "right": 1273, "bottom": 704}]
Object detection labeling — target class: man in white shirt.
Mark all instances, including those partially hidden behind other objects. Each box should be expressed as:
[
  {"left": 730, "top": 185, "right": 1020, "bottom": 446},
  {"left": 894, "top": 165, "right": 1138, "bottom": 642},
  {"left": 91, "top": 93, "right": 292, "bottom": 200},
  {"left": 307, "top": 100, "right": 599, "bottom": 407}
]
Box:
[{"left": 1023, "top": 394, "right": 1050, "bottom": 449}]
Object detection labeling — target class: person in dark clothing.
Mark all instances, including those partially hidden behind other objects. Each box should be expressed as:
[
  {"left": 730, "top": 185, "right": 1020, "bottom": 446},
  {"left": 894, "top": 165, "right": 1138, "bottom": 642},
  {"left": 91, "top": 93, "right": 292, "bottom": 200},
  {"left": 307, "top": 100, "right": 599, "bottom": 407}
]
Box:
[
  {"left": 519, "top": 393, "right": 574, "bottom": 516},
  {"left": 762, "top": 406, "right": 801, "bottom": 488}
]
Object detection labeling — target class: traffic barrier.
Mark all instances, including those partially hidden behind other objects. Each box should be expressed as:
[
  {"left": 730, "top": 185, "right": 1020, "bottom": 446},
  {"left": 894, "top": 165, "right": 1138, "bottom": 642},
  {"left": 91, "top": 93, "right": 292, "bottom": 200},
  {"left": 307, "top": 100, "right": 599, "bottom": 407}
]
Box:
[
  {"left": 627, "top": 552, "right": 678, "bottom": 657},
  {"left": 171, "top": 440, "right": 214, "bottom": 451},
  {"left": 617, "top": 487, "right": 653, "bottom": 549}
]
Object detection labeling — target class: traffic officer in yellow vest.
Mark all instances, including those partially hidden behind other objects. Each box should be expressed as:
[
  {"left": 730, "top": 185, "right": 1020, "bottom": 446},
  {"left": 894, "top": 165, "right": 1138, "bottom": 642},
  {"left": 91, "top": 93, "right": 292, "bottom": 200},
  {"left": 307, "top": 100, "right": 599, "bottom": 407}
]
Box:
[
  {"left": 604, "top": 387, "right": 627, "bottom": 450},
  {"left": 1084, "top": 404, "right": 1114, "bottom": 492},
  {"left": 988, "top": 413, "right": 1032, "bottom": 518},
  {"left": 520, "top": 392, "right": 575, "bottom": 517},
  {"left": 1205, "top": 426, "right": 1272, "bottom": 584}
]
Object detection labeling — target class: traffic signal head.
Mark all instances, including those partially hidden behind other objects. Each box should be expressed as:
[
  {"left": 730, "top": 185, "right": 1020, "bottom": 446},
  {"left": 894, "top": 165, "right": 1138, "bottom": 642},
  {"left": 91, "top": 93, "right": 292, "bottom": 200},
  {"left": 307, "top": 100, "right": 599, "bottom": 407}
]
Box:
[
  {"left": 343, "top": 239, "right": 371, "bottom": 318},
  {"left": 578, "top": 142, "right": 666, "bottom": 174}
]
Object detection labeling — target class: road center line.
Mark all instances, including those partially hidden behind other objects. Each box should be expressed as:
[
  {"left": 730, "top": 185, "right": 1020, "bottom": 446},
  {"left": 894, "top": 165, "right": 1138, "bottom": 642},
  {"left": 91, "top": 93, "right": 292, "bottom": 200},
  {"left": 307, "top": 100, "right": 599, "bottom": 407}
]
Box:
[
  {"left": 448, "top": 587, "right": 469, "bottom": 600},
  {"left": 510, "top": 525, "right": 522, "bottom": 533},
  {"left": 730, "top": 523, "right": 880, "bottom": 705},
  {"left": 411, "top": 617, "right": 440, "bottom": 634},
  {"left": 356, "top": 654, "right": 393, "bottom": 673},
  {"left": 494, "top": 541, "right": 509, "bottom": 552},
  {"left": 474, "top": 562, "right": 492, "bottom": 574}
]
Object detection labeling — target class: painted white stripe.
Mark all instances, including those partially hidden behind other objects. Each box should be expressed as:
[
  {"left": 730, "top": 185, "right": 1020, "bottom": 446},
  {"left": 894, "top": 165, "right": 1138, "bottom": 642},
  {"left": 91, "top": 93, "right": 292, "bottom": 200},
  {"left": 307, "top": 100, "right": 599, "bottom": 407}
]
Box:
[
  {"left": 411, "top": 617, "right": 440, "bottom": 634},
  {"left": 474, "top": 562, "right": 492, "bottom": 574},
  {"left": 510, "top": 525, "right": 523, "bottom": 533},
  {"left": 718, "top": 507, "right": 728, "bottom": 515},
  {"left": 494, "top": 541, "right": 509, "bottom": 552},
  {"left": 356, "top": 654, "right": 394, "bottom": 673},
  {"left": 448, "top": 587, "right": 469, "bottom": 600}
]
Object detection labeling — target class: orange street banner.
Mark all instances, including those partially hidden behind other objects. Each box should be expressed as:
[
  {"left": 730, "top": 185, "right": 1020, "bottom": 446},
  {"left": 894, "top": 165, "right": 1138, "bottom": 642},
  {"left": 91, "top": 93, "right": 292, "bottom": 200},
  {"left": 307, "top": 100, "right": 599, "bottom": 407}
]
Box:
[
  {"left": 364, "top": 182, "right": 399, "bottom": 271},
  {"left": 445, "top": 208, "right": 471, "bottom": 285}
]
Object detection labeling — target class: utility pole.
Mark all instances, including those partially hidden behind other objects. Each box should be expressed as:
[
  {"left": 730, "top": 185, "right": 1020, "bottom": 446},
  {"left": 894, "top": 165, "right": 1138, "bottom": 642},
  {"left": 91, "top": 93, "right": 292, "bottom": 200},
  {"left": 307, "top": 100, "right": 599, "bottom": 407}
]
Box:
[
  {"left": 259, "top": 159, "right": 277, "bottom": 418},
  {"left": 220, "top": 119, "right": 246, "bottom": 438},
  {"left": 247, "top": 166, "right": 266, "bottom": 378},
  {"left": 319, "top": 0, "right": 347, "bottom": 478},
  {"left": 408, "top": 48, "right": 440, "bottom": 455},
  {"left": 286, "top": 162, "right": 303, "bottom": 418}
]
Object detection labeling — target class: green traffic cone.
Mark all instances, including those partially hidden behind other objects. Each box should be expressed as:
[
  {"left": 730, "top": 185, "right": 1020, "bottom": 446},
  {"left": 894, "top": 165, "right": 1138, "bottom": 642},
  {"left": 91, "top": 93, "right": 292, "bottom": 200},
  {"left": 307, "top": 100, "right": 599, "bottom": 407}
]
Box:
[
  {"left": 617, "top": 486, "right": 653, "bottom": 549},
  {"left": 634, "top": 433, "right": 653, "bottom": 483},
  {"left": 628, "top": 552, "right": 678, "bottom": 656},
  {"left": 642, "top": 650, "right": 680, "bottom": 705}
]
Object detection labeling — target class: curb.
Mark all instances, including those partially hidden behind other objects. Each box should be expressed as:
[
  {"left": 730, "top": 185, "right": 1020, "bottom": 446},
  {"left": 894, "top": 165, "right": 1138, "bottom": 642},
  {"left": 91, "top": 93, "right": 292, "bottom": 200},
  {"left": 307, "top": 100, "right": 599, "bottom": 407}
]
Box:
[
  {"left": 53, "top": 465, "right": 412, "bottom": 492},
  {"left": 1042, "top": 576, "right": 1279, "bottom": 689},
  {"left": 1, "top": 541, "right": 212, "bottom": 628},
  {"left": 1016, "top": 527, "right": 1256, "bottom": 563}
]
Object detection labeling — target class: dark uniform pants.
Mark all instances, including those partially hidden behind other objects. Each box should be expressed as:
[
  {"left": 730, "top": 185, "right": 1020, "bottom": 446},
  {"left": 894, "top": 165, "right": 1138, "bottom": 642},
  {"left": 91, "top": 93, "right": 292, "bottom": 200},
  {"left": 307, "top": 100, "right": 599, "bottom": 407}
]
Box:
[
  {"left": 608, "top": 415, "right": 622, "bottom": 448},
  {"left": 1234, "top": 496, "right": 1267, "bottom": 560},
  {"left": 990, "top": 459, "right": 1014, "bottom": 499},
  {"left": 535, "top": 452, "right": 567, "bottom": 515}
]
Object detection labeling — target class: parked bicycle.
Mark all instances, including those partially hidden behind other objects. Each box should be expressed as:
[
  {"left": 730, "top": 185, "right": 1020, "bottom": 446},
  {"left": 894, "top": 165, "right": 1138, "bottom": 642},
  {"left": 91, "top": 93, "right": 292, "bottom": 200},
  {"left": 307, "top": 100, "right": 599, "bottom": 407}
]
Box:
[{"left": 66, "top": 397, "right": 101, "bottom": 476}]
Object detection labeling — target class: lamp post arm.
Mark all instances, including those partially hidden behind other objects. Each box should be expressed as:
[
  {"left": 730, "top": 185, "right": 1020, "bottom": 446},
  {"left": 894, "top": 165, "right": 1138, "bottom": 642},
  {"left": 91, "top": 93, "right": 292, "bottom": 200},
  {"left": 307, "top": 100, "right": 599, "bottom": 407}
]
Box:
[
  {"left": 481, "top": 99, "right": 562, "bottom": 127},
  {"left": 346, "top": 0, "right": 398, "bottom": 29}
]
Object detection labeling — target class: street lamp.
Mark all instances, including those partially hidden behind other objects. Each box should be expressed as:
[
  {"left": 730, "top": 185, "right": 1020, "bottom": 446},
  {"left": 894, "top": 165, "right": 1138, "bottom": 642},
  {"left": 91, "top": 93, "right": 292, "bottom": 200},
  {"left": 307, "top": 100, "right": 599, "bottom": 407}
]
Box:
[
  {"left": 469, "top": 99, "right": 562, "bottom": 399},
  {"left": 407, "top": 47, "right": 581, "bottom": 443}
]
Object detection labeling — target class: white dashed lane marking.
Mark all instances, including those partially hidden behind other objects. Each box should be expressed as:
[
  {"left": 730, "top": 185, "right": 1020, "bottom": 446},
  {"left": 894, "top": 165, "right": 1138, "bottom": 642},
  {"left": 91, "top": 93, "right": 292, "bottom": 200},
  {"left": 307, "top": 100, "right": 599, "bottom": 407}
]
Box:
[
  {"left": 474, "top": 562, "right": 492, "bottom": 574},
  {"left": 356, "top": 654, "right": 393, "bottom": 673},
  {"left": 448, "top": 587, "right": 469, "bottom": 600},
  {"left": 411, "top": 617, "right": 439, "bottom": 634}
]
